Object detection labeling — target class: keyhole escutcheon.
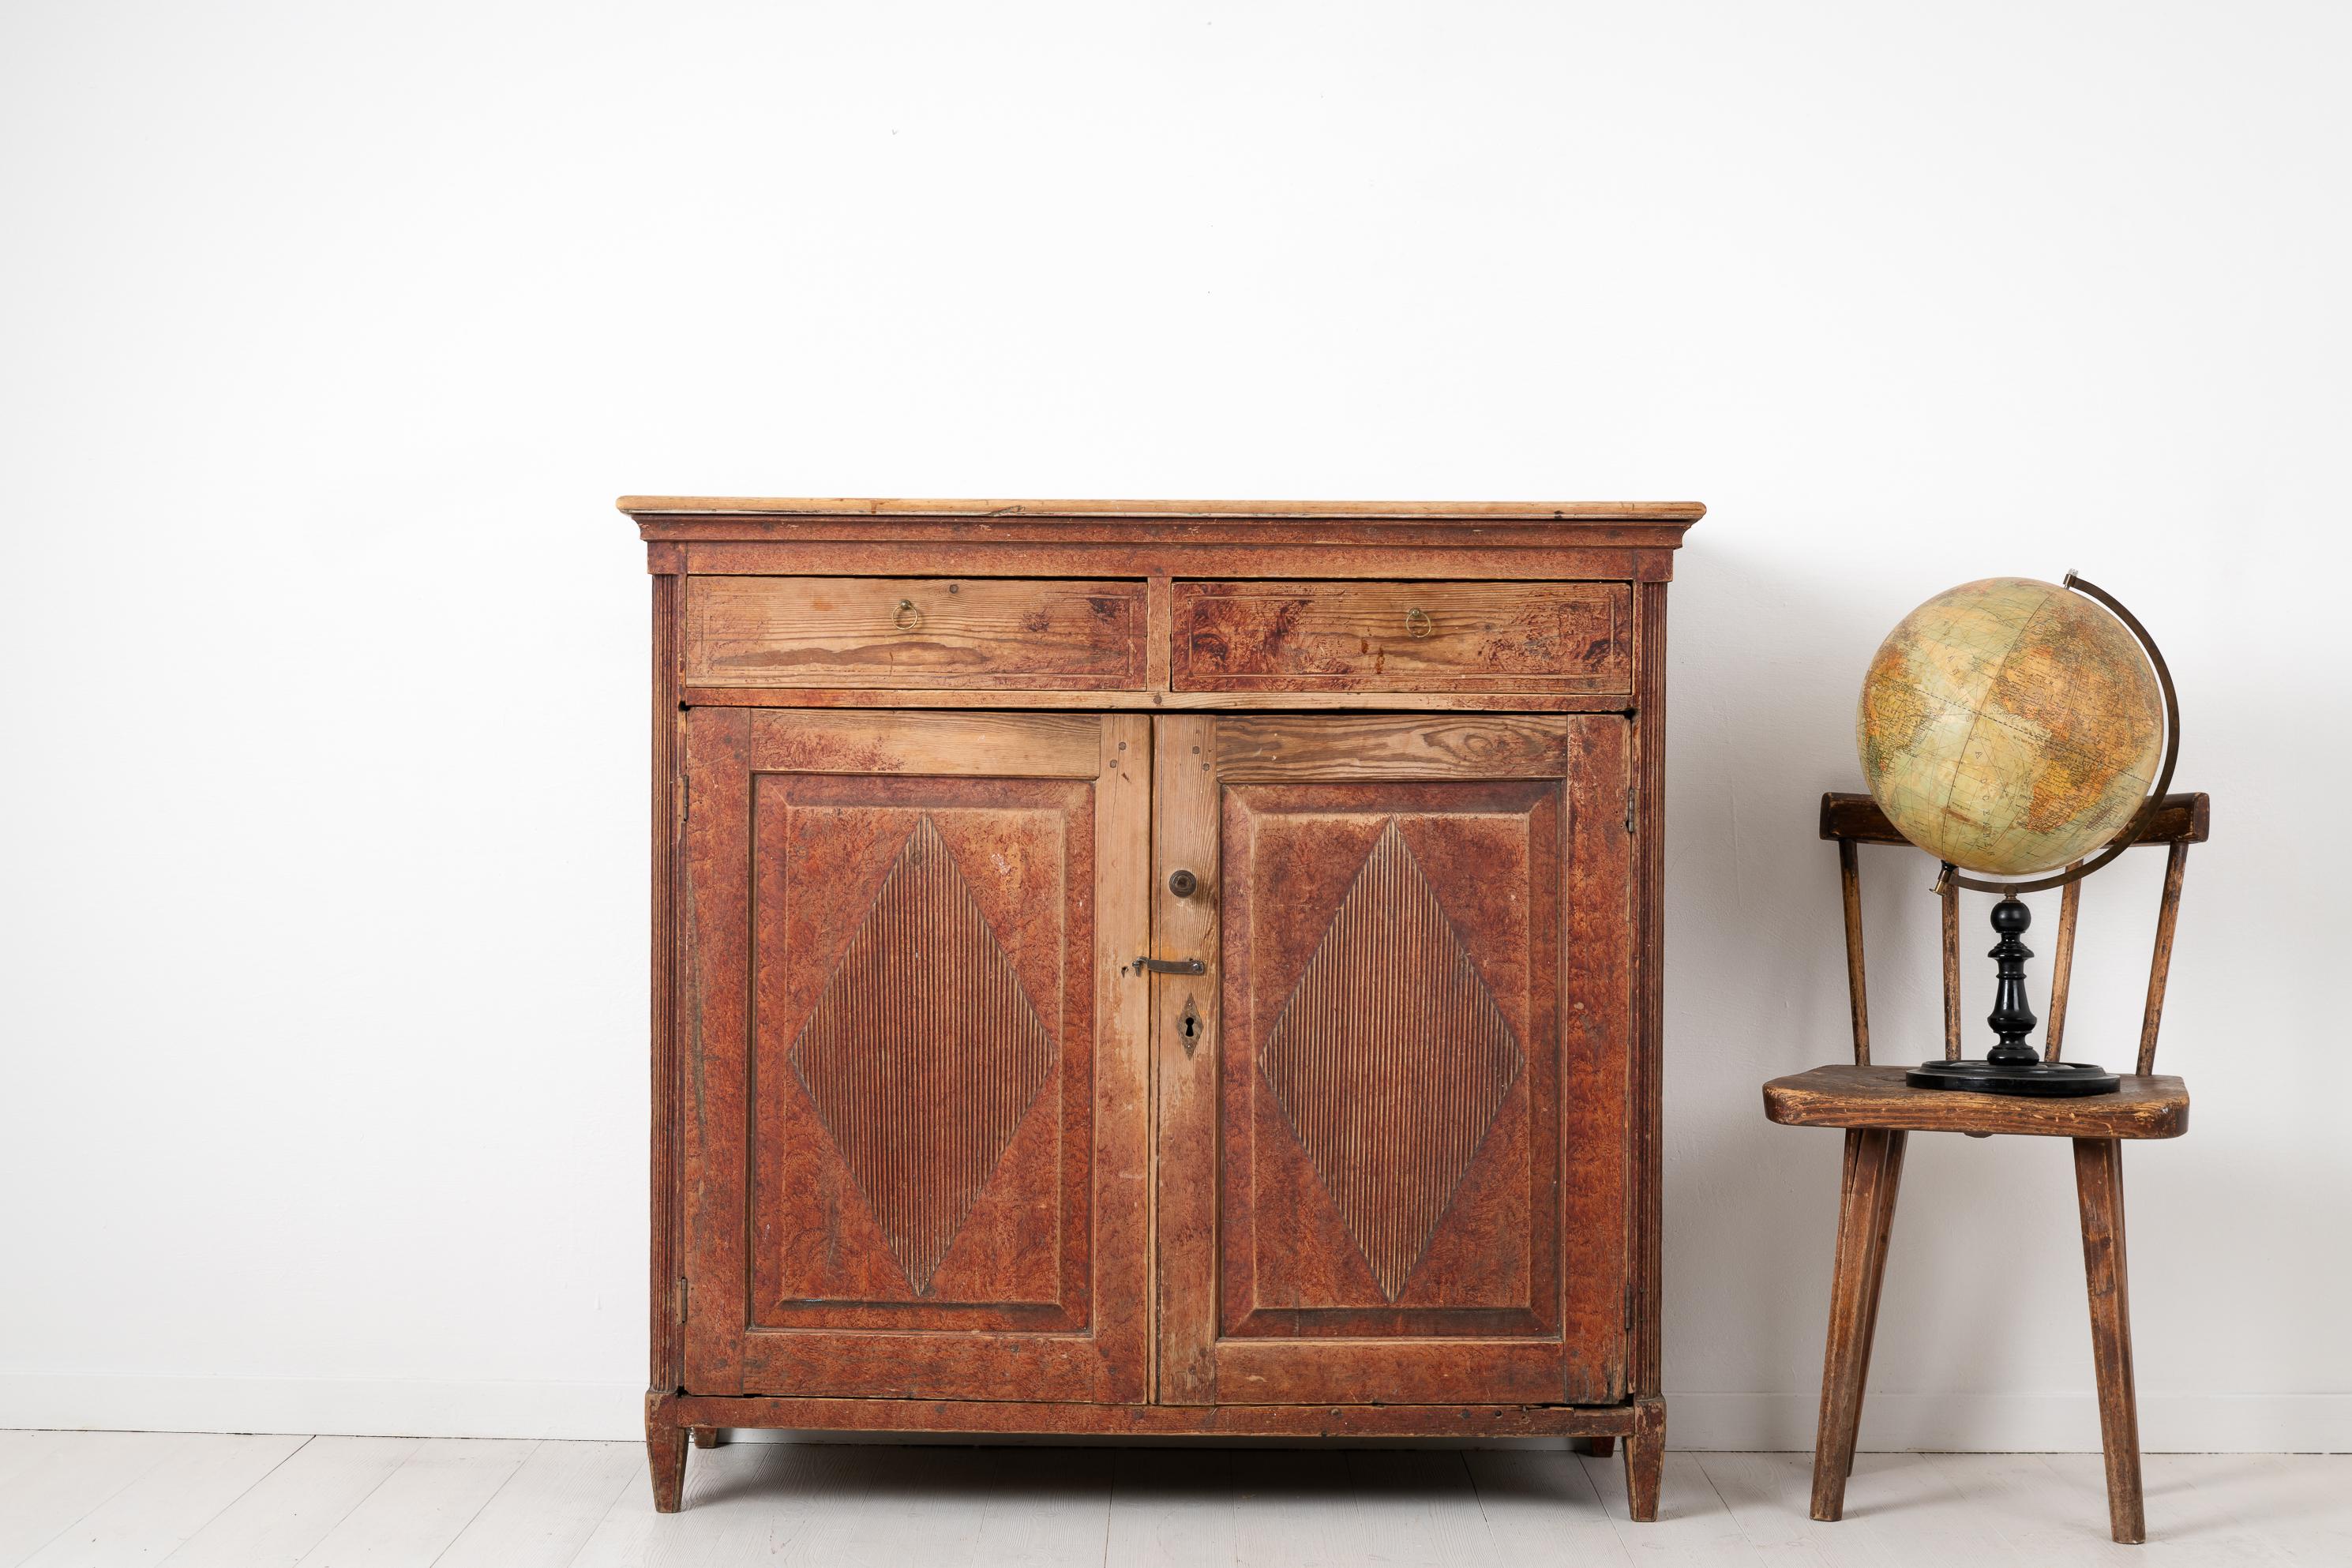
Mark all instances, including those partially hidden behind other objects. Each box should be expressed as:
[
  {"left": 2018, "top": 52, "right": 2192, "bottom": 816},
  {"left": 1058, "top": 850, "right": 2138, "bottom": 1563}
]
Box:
[{"left": 1180, "top": 996, "right": 1202, "bottom": 1057}]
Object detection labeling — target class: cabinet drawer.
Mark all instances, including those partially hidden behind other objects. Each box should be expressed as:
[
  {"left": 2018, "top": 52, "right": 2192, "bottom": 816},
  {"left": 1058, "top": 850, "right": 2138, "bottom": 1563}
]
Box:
[
  {"left": 1171, "top": 580, "right": 1631, "bottom": 692},
  {"left": 684, "top": 576, "right": 1149, "bottom": 688}
]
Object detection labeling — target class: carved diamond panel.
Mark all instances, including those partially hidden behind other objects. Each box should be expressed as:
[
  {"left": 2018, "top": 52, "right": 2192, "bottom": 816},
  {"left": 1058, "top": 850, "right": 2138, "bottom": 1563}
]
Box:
[
  {"left": 790, "top": 815, "right": 1056, "bottom": 1294},
  {"left": 1262, "top": 818, "right": 1523, "bottom": 1300}
]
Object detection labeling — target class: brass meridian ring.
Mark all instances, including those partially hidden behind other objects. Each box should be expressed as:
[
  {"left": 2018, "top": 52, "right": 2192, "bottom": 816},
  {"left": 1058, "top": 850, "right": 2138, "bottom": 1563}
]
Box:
[{"left": 1934, "top": 572, "right": 2180, "bottom": 898}]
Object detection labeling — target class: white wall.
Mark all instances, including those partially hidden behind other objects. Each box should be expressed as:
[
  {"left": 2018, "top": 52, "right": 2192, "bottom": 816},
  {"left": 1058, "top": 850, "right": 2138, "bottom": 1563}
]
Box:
[{"left": 3, "top": 2, "right": 2345, "bottom": 1450}]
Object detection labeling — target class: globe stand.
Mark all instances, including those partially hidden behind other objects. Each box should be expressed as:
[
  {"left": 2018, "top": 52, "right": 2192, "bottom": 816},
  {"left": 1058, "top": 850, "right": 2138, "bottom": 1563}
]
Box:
[
  {"left": 1875, "top": 572, "right": 2175, "bottom": 1101},
  {"left": 1907, "top": 895, "right": 2121, "bottom": 1097}
]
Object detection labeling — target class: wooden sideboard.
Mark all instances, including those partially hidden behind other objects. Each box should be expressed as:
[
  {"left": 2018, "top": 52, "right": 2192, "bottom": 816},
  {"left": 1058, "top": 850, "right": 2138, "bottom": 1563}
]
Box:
[{"left": 625, "top": 497, "right": 1702, "bottom": 1517}]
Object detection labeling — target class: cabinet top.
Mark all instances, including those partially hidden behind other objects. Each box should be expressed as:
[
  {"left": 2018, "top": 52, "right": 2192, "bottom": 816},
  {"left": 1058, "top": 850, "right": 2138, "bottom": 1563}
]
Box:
[{"left": 619, "top": 496, "right": 1703, "bottom": 527}]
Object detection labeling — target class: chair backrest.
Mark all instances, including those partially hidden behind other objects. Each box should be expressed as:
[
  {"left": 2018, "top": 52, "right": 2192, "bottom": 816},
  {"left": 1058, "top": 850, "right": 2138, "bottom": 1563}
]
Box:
[{"left": 1818, "top": 792, "right": 2210, "bottom": 1076}]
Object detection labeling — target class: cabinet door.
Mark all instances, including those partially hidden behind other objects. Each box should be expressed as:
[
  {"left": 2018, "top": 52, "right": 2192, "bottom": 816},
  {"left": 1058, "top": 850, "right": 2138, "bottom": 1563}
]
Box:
[
  {"left": 1154, "top": 715, "right": 1632, "bottom": 1406},
  {"left": 677, "top": 709, "right": 1150, "bottom": 1402}
]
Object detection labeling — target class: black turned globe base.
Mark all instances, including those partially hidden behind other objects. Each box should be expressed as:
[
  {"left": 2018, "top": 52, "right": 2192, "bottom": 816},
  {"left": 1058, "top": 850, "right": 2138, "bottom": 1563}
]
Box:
[
  {"left": 1906, "top": 1058, "right": 2121, "bottom": 1096},
  {"left": 1907, "top": 893, "right": 2123, "bottom": 1098}
]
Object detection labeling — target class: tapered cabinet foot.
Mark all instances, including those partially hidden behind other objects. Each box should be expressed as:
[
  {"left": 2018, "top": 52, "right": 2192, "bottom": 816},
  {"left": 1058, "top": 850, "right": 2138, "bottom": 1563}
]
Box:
[
  {"left": 1576, "top": 1435, "right": 1615, "bottom": 1457},
  {"left": 646, "top": 1390, "right": 688, "bottom": 1513},
  {"left": 1622, "top": 1396, "right": 1666, "bottom": 1521},
  {"left": 2075, "top": 1138, "right": 2147, "bottom": 1544},
  {"left": 1809, "top": 1127, "right": 1907, "bottom": 1522},
  {"left": 691, "top": 1426, "right": 725, "bottom": 1449}
]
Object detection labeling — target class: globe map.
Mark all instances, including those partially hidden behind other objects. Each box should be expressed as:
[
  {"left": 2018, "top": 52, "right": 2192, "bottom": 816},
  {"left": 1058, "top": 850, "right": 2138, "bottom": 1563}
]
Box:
[{"left": 1857, "top": 576, "right": 2163, "bottom": 877}]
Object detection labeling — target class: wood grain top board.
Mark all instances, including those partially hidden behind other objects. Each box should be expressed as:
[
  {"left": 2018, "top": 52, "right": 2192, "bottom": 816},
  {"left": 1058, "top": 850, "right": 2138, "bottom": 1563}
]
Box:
[{"left": 620, "top": 496, "right": 1705, "bottom": 523}]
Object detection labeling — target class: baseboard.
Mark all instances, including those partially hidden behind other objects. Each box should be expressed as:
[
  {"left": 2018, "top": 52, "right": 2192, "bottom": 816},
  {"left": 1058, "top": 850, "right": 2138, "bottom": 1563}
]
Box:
[
  {"left": 0, "top": 1374, "right": 641, "bottom": 1441},
  {"left": 1666, "top": 1392, "right": 2350, "bottom": 1454},
  {"left": 2, "top": 1375, "right": 2342, "bottom": 1452}
]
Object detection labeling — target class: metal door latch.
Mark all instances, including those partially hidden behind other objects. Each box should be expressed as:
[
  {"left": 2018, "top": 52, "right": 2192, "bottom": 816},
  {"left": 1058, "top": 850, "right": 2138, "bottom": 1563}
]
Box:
[{"left": 1131, "top": 956, "right": 1206, "bottom": 975}]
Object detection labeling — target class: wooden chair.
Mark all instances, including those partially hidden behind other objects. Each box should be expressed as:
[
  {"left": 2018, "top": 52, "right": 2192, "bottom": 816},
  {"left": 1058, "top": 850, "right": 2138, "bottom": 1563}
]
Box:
[{"left": 1763, "top": 790, "right": 2209, "bottom": 1546}]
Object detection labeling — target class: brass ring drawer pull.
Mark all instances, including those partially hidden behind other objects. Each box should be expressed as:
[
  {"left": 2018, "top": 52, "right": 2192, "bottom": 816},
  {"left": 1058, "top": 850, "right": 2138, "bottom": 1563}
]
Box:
[
  {"left": 1404, "top": 606, "right": 1433, "bottom": 639},
  {"left": 894, "top": 598, "right": 921, "bottom": 630}
]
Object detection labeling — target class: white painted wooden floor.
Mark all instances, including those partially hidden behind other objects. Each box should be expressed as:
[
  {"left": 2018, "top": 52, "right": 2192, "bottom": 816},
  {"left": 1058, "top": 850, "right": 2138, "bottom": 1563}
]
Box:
[{"left": 0, "top": 1431, "right": 2344, "bottom": 1566}]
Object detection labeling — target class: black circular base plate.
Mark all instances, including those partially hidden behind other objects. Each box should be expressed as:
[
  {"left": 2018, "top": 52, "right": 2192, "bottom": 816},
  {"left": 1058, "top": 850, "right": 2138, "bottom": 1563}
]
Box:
[{"left": 1906, "top": 1059, "right": 2121, "bottom": 1097}]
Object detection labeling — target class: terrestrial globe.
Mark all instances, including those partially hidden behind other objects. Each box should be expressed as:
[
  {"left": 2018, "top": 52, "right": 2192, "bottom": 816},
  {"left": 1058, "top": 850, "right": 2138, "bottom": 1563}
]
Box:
[
  {"left": 1857, "top": 576, "right": 2163, "bottom": 877},
  {"left": 1854, "top": 574, "right": 2177, "bottom": 1097}
]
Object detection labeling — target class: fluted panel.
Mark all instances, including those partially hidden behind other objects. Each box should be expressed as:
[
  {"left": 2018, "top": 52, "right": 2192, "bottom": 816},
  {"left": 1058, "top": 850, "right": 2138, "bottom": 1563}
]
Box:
[
  {"left": 1262, "top": 818, "right": 1522, "bottom": 1300},
  {"left": 790, "top": 814, "right": 1056, "bottom": 1294}
]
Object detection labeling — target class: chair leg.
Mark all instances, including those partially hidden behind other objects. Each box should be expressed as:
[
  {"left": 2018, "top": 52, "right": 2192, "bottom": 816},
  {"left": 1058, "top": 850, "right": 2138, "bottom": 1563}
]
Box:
[
  {"left": 1846, "top": 1127, "right": 1907, "bottom": 1477},
  {"left": 1810, "top": 1127, "right": 1906, "bottom": 1522},
  {"left": 646, "top": 1390, "right": 688, "bottom": 1514},
  {"left": 2073, "top": 1138, "right": 2146, "bottom": 1545}
]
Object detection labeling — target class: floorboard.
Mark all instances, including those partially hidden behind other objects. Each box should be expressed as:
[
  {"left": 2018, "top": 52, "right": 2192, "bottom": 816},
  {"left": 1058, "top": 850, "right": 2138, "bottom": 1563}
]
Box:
[
  {"left": 1231, "top": 1450, "right": 1362, "bottom": 1568},
  {"left": 0, "top": 1431, "right": 189, "bottom": 1566},
  {"left": 0, "top": 1434, "right": 2343, "bottom": 1568},
  {"left": 0, "top": 1435, "right": 60, "bottom": 1496},
  {"left": 433, "top": 1440, "right": 640, "bottom": 1568},
  {"left": 1464, "top": 1448, "right": 1631, "bottom": 1567},
  {"left": 1340, "top": 1451, "right": 1496, "bottom": 1566},
  {"left": 1829, "top": 1451, "right": 2018, "bottom": 1568},
  {"left": 1580, "top": 1450, "right": 1761, "bottom": 1566},
  {"left": 1928, "top": 1451, "right": 2142, "bottom": 1566},
  {"left": 969, "top": 1447, "right": 1114, "bottom": 1568},
  {"left": 570, "top": 1441, "right": 876, "bottom": 1568},
  {"left": 161, "top": 1436, "right": 416, "bottom": 1568},
  {"left": 1103, "top": 1449, "right": 1235, "bottom": 1568},
  {"left": 748, "top": 1445, "right": 996, "bottom": 1567},
  {"left": 284, "top": 1437, "right": 535, "bottom": 1568},
  {"left": 19, "top": 1433, "right": 306, "bottom": 1568}
]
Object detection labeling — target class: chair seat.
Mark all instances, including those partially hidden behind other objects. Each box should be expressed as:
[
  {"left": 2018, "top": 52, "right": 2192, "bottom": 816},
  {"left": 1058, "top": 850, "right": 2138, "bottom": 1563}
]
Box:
[{"left": 1762, "top": 1064, "right": 2189, "bottom": 1139}]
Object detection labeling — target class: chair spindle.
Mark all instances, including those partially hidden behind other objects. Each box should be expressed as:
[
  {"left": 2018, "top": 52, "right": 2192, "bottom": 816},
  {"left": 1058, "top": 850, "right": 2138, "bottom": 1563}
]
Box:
[
  {"left": 1813, "top": 790, "right": 2204, "bottom": 1080},
  {"left": 1837, "top": 838, "right": 1870, "bottom": 1065},
  {"left": 2136, "top": 842, "right": 2191, "bottom": 1075},
  {"left": 2044, "top": 868, "right": 2084, "bottom": 1061}
]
